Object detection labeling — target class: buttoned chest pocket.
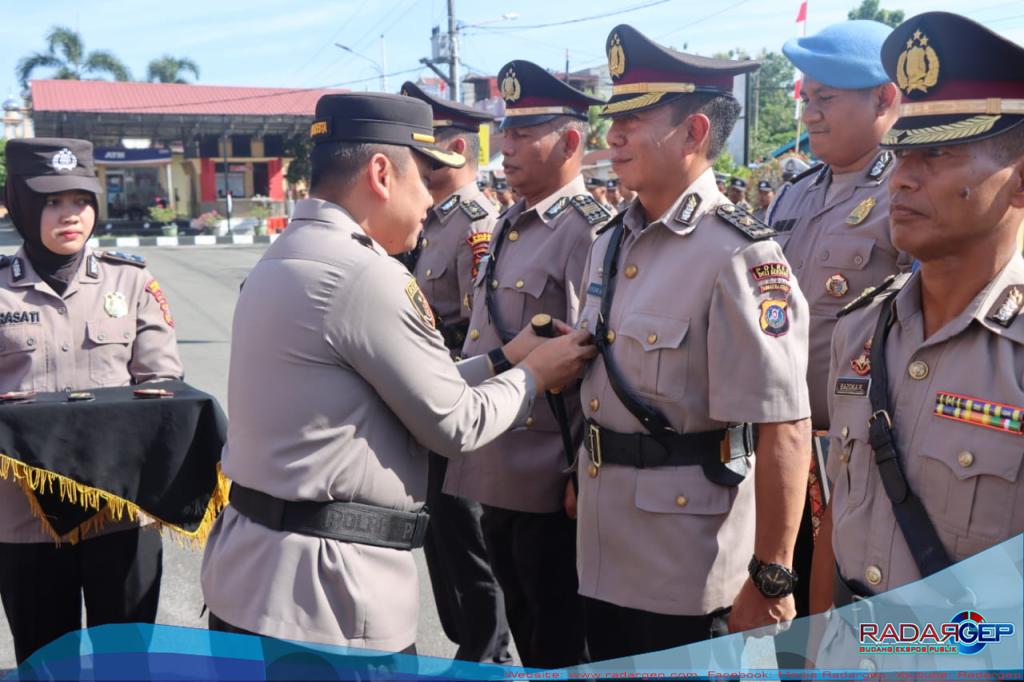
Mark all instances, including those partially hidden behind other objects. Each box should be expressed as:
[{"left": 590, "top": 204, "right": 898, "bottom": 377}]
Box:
[
  {"left": 614, "top": 313, "right": 690, "bottom": 401},
  {"left": 494, "top": 267, "right": 561, "bottom": 330},
  {"left": 86, "top": 316, "right": 137, "bottom": 384},
  {"left": 420, "top": 262, "right": 449, "bottom": 307},
  {"left": 817, "top": 236, "right": 877, "bottom": 304},
  {"left": 0, "top": 323, "right": 43, "bottom": 391},
  {"left": 919, "top": 419, "right": 1024, "bottom": 542},
  {"left": 829, "top": 397, "right": 874, "bottom": 508},
  {"left": 634, "top": 467, "right": 735, "bottom": 518}
]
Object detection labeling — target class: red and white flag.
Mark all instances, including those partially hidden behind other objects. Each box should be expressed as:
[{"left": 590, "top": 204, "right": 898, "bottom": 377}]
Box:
[{"left": 793, "top": 1, "right": 808, "bottom": 115}]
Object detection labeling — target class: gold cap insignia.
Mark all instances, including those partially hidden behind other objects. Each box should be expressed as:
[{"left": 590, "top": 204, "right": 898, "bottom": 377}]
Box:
[
  {"left": 103, "top": 291, "right": 129, "bottom": 318},
  {"left": 608, "top": 33, "right": 626, "bottom": 80},
  {"left": 846, "top": 197, "right": 877, "bottom": 226},
  {"left": 501, "top": 67, "right": 522, "bottom": 103},
  {"left": 896, "top": 29, "right": 940, "bottom": 97}
]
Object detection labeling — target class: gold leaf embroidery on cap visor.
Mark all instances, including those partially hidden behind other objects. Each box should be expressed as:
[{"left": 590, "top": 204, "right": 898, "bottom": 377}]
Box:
[{"left": 882, "top": 114, "right": 1001, "bottom": 146}]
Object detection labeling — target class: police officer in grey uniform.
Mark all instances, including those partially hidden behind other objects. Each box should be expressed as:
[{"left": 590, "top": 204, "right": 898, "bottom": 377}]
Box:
[
  {"left": 577, "top": 25, "right": 812, "bottom": 661},
  {"left": 752, "top": 180, "right": 776, "bottom": 222},
  {"left": 200, "top": 93, "right": 596, "bottom": 652},
  {"left": 813, "top": 12, "right": 1024, "bottom": 670},
  {"left": 727, "top": 177, "right": 752, "bottom": 211},
  {"left": 400, "top": 80, "right": 513, "bottom": 665},
  {"left": 0, "top": 138, "right": 183, "bottom": 664},
  {"left": 768, "top": 20, "right": 912, "bottom": 627},
  {"left": 443, "top": 60, "right": 609, "bottom": 669}
]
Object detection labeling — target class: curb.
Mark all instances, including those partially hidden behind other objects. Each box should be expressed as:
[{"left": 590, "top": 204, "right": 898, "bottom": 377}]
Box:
[{"left": 86, "top": 234, "right": 281, "bottom": 248}]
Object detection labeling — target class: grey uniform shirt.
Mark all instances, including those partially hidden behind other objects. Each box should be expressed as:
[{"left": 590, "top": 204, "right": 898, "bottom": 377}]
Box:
[
  {"left": 828, "top": 257, "right": 1024, "bottom": 596},
  {"left": 575, "top": 169, "right": 811, "bottom": 615},
  {"left": 0, "top": 247, "right": 183, "bottom": 543},
  {"left": 769, "top": 152, "right": 912, "bottom": 429},
  {"left": 414, "top": 180, "right": 497, "bottom": 354},
  {"left": 443, "top": 175, "right": 608, "bottom": 513},
  {"left": 200, "top": 198, "right": 536, "bottom": 651}
]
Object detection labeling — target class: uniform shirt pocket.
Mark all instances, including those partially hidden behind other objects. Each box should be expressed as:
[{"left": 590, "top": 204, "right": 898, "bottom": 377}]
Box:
[
  {"left": 634, "top": 467, "right": 734, "bottom": 516},
  {"left": 919, "top": 419, "right": 1024, "bottom": 541},
  {"left": 615, "top": 313, "right": 690, "bottom": 401},
  {"left": 420, "top": 262, "right": 449, "bottom": 309},
  {"left": 819, "top": 235, "right": 875, "bottom": 272},
  {"left": 829, "top": 397, "right": 874, "bottom": 508},
  {"left": 86, "top": 317, "right": 137, "bottom": 385},
  {"left": 495, "top": 267, "right": 556, "bottom": 330},
  {"left": 0, "top": 322, "right": 43, "bottom": 391}
]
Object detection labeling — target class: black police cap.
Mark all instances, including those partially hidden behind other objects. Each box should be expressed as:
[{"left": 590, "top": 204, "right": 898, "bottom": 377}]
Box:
[
  {"left": 310, "top": 93, "right": 465, "bottom": 168},
  {"left": 498, "top": 60, "right": 605, "bottom": 130},
  {"left": 5, "top": 138, "right": 103, "bottom": 195},
  {"left": 400, "top": 81, "right": 495, "bottom": 132},
  {"left": 881, "top": 12, "right": 1024, "bottom": 148}
]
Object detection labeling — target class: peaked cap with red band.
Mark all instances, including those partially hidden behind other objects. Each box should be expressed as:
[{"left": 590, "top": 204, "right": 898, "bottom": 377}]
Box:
[
  {"left": 498, "top": 60, "right": 605, "bottom": 130},
  {"left": 880, "top": 12, "right": 1024, "bottom": 148},
  {"left": 601, "top": 24, "right": 760, "bottom": 117},
  {"left": 400, "top": 80, "right": 495, "bottom": 133}
]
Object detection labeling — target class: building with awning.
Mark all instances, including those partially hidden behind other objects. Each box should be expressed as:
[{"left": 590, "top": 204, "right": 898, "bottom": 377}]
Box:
[{"left": 29, "top": 80, "right": 347, "bottom": 222}]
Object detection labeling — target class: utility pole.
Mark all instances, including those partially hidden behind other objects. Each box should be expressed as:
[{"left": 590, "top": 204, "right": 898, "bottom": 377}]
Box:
[
  {"left": 381, "top": 35, "right": 388, "bottom": 91},
  {"left": 448, "top": 0, "right": 460, "bottom": 101},
  {"left": 222, "top": 114, "right": 232, "bottom": 235}
]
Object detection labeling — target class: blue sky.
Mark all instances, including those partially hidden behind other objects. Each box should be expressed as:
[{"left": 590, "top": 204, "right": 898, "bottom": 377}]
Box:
[{"left": 3, "top": 0, "right": 1024, "bottom": 97}]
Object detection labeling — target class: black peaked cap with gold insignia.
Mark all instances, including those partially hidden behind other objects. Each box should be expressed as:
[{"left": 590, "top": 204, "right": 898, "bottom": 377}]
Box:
[
  {"left": 498, "top": 60, "right": 605, "bottom": 130},
  {"left": 880, "top": 12, "right": 1024, "bottom": 149},
  {"left": 5, "top": 138, "right": 103, "bottom": 195},
  {"left": 602, "top": 24, "right": 760, "bottom": 117},
  {"left": 310, "top": 93, "right": 465, "bottom": 168},
  {"left": 400, "top": 81, "right": 495, "bottom": 133}
]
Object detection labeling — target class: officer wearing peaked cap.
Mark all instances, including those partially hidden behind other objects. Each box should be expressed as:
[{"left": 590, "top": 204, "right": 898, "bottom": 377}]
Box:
[
  {"left": 442, "top": 60, "right": 609, "bottom": 669},
  {"left": 574, "top": 24, "right": 812, "bottom": 661},
  {"left": 0, "top": 137, "right": 183, "bottom": 664},
  {"left": 812, "top": 12, "right": 1024, "bottom": 671},
  {"left": 767, "top": 20, "right": 913, "bottom": 635},
  {"left": 201, "top": 92, "right": 596, "bottom": 652},
  {"left": 398, "top": 80, "right": 514, "bottom": 665},
  {"left": 751, "top": 180, "right": 776, "bottom": 222},
  {"left": 727, "top": 177, "right": 752, "bottom": 211}
]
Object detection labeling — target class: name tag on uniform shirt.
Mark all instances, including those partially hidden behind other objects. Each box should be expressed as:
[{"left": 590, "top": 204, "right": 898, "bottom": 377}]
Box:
[
  {"left": 587, "top": 282, "right": 603, "bottom": 299},
  {"left": 835, "top": 378, "right": 870, "bottom": 397}
]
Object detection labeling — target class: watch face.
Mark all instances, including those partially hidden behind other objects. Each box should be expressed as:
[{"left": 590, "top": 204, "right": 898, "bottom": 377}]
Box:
[{"left": 758, "top": 565, "right": 793, "bottom": 598}]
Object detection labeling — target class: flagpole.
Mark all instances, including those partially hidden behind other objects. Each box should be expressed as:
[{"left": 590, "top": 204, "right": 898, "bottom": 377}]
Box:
[{"left": 793, "top": 0, "right": 808, "bottom": 154}]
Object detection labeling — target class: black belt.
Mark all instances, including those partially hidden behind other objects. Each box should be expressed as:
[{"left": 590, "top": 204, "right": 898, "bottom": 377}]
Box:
[
  {"left": 229, "top": 484, "right": 429, "bottom": 551},
  {"left": 584, "top": 420, "right": 751, "bottom": 469}
]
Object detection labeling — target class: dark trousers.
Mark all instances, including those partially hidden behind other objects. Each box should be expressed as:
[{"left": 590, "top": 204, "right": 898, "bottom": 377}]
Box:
[
  {"left": 480, "top": 504, "right": 588, "bottom": 670},
  {"left": 0, "top": 528, "right": 163, "bottom": 664},
  {"left": 584, "top": 596, "right": 733, "bottom": 664},
  {"left": 422, "top": 453, "right": 512, "bottom": 664}
]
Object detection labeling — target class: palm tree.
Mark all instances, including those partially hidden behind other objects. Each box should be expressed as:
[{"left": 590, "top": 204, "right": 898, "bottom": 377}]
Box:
[
  {"left": 17, "top": 26, "right": 132, "bottom": 88},
  {"left": 146, "top": 56, "right": 201, "bottom": 84}
]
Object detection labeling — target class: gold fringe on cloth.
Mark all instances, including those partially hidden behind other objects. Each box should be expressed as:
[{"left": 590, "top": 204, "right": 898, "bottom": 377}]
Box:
[{"left": 0, "top": 453, "right": 230, "bottom": 549}]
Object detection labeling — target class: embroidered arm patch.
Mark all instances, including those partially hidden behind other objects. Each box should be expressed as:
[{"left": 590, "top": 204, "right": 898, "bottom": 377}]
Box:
[
  {"left": 467, "top": 232, "right": 492, "bottom": 279},
  {"left": 145, "top": 279, "right": 175, "bottom": 327},
  {"left": 405, "top": 279, "right": 436, "bottom": 329}
]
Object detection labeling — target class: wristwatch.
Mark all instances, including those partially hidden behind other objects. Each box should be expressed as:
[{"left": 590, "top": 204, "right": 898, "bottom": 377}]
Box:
[
  {"left": 487, "top": 347, "right": 513, "bottom": 374},
  {"left": 748, "top": 555, "right": 797, "bottom": 599}
]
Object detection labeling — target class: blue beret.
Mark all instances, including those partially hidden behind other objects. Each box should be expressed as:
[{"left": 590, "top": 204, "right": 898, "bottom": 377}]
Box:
[{"left": 783, "top": 20, "right": 893, "bottom": 89}]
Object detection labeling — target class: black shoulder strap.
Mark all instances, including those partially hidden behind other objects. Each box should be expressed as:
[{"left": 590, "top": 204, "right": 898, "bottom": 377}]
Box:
[
  {"left": 868, "top": 295, "right": 964, "bottom": 590},
  {"left": 483, "top": 218, "right": 516, "bottom": 343}
]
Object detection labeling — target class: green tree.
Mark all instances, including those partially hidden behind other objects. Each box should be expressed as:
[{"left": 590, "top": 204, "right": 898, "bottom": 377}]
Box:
[
  {"left": 586, "top": 105, "right": 610, "bottom": 150},
  {"left": 146, "top": 56, "right": 201, "bottom": 84},
  {"left": 284, "top": 134, "right": 313, "bottom": 188},
  {"left": 17, "top": 26, "right": 131, "bottom": 89},
  {"left": 716, "top": 48, "right": 800, "bottom": 160},
  {"left": 848, "top": 0, "right": 905, "bottom": 27}
]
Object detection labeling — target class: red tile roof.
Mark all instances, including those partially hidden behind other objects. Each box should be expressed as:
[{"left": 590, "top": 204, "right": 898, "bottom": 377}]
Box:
[{"left": 31, "top": 79, "right": 348, "bottom": 117}]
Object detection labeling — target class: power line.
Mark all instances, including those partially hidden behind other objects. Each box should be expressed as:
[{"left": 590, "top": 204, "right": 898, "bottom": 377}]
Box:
[
  {"left": 472, "top": 0, "right": 673, "bottom": 31},
  {"left": 656, "top": 0, "right": 754, "bottom": 40},
  {"left": 281, "top": 3, "right": 371, "bottom": 86}
]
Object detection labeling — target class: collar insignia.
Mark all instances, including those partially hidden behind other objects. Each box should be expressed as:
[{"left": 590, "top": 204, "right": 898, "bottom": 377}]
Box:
[
  {"left": 87, "top": 254, "right": 100, "bottom": 278},
  {"left": 545, "top": 196, "right": 571, "bottom": 219},
  {"left": 11, "top": 258, "right": 24, "bottom": 281},
  {"left": 988, "top": 286, "right": 1024, "bottom": 328},
  {"left": 867, "top": 152, "right": 893, "bottom": 180},
  {"left": 674, "top": 193, "right": 702, "bottom": 226},
  {"left": 439, "top": 194, "right": 461, "bottom": 217}
]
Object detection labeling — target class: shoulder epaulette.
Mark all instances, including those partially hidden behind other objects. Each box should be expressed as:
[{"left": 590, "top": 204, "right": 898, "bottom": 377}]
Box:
[
  {"left": 460, "top": 199, "right": 490, "bottom": 221},
  {"left": 788, "top": 163, "right": 825, "bottom": 187},
  {"left": 0, "top": 255, "right": 8, "bottom": 269},
  {"left": 715, "top": 204, "right": 776, "bottom": 240},
  {"left": 351, "top": 232, "right": 377, "bottom": 252},
  {"left": 101, "top": 251, "right": 147, "bottom": 267},
  {"left": 596, "top": 210, "right": 625, "bottom": 237},
  {"left": 837, "top": 273, "right": 908, "bottom": 318},
  {"left": 570, "top": 194, "right": 612, "bottom": 226}
]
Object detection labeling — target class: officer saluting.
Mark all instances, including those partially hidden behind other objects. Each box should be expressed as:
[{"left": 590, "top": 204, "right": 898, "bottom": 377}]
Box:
[
  {"left": 443, "top": 60, "right": 608, "bottom": 669},
  {"left": 815, "top": 13, "right": 1024, "bottom": 664},
  {"left": 576, "top": 25, "right": 812, "bottom": 660},
  {"left": 399, "top": 80, "right": 513, "bottom": 665},
  {"left": 200, "top": 93, "right": 595, "bottom": 652}
]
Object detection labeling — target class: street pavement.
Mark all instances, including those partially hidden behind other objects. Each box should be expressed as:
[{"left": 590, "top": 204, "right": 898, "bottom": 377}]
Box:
[{"left": 0, "top": 242, "right": 461, "bottom": 672}]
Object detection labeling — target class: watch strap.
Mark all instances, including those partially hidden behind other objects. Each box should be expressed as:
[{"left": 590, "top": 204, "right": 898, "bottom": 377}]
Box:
[{"left": 487, "top": 347, "right": 513, "bottom": 374}]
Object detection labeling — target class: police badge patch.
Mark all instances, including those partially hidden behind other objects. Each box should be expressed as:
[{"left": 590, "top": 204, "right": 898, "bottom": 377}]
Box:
[
  {"left": 51, "top": 148, "right": 78, "bottom": 172},
  {"left": 103, "top": 292, "right": 129, "bottom": 318},
  {"left": 758, "top": 299, "right": 790, "bottom": 337},
  {"left": 405, "top": 279, "right": 436, "bottom": 329}
]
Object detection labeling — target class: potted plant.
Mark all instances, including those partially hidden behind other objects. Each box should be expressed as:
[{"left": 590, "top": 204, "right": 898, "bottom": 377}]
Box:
[
  {"left": 192, "top": 210, "right": 219, "bottom": 235},
  {"left": 249, "top": 195, "right": 272, "bottom": 236},
  {"left": 149, "top": 205, "right": 179, "bottom": 236}
]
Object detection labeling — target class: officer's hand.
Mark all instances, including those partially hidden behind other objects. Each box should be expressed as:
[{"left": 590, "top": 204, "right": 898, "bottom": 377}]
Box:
[
  {"left": 727, "top": 579, "right": 796, "bottom": 637},
  {"left": 519, "top": 329, "right": 597, "bottom": 395},
  {"left": 503, "top": 318, "right": 576, "bottom": 365},
  {"left": 563, "top": 479, "right": 577, "bottom": 519}
]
